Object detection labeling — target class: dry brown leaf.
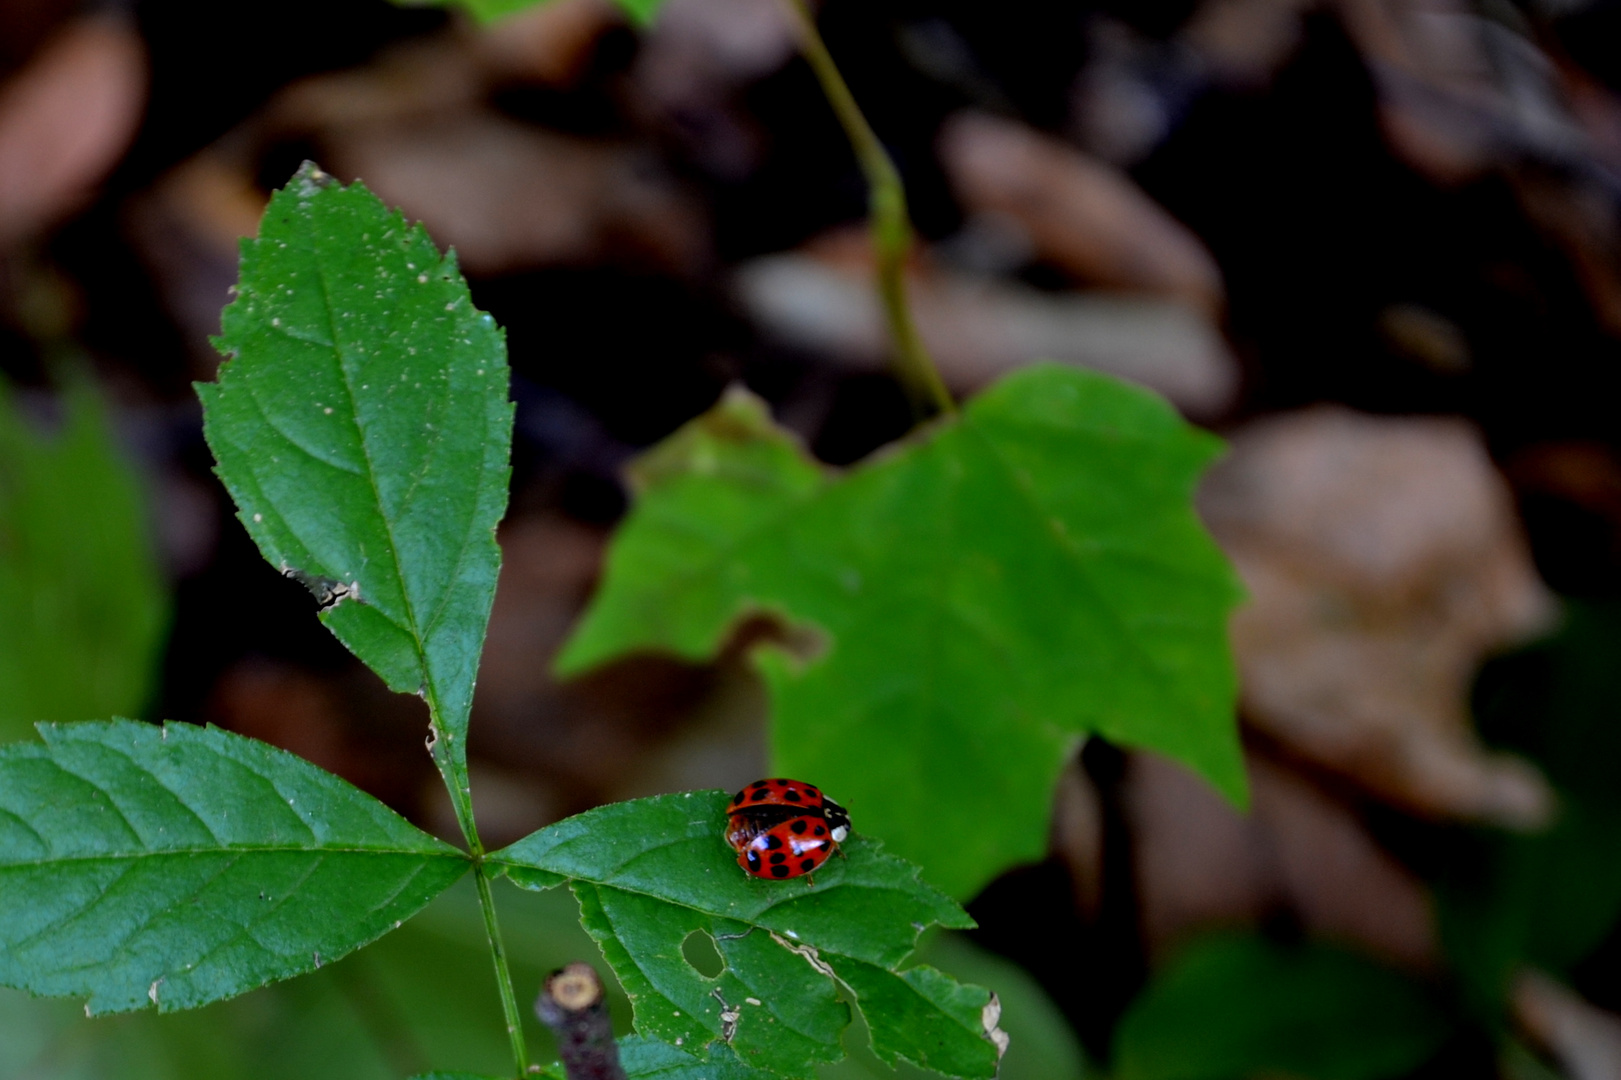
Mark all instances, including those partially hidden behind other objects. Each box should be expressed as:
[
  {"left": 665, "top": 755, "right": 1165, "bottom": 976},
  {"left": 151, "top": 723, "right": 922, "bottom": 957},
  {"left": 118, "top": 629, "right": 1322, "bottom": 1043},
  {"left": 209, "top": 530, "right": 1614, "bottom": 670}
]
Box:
[
  {"left": 732, "top": 226, "right": 1240, "bottom": 417},
  {"left": 938, "top": 110, "right": 1226, "bottom": 319},
  {"left": 1200, "top": 406, "right": 1558, "bottom": 827},
  {"left": 0, "top": 14, "right": 145, "bottom": 245},
  {"left": 1124, "top": 751, "right": 1437, "bottom": 968},
  {"left": 1513, "top": 970, "right": 1621, "bottom": 1080}
]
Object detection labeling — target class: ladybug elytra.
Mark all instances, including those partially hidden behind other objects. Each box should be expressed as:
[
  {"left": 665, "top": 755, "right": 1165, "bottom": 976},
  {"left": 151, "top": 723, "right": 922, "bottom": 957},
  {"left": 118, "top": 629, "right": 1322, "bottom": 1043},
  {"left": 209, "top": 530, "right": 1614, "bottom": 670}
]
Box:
[{"left": 725, "top": 778, "right": 850, "bottom": 882}]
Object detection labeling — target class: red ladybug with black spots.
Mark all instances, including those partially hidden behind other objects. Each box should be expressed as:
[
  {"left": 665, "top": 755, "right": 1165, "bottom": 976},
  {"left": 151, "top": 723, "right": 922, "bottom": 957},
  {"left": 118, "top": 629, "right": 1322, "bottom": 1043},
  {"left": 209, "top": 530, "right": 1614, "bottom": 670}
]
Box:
[{"left": 725, "top": 778, "right": 851, "bottom": 882}]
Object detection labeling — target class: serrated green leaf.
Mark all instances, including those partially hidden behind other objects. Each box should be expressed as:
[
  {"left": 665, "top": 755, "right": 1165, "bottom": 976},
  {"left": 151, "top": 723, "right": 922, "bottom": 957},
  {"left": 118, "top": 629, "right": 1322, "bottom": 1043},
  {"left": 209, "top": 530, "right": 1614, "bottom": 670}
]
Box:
[
  {"left": 199, "top": 164, "right": 512, "bottom": 834},
  {"left": 492, "top": 791, "right": 1000, "bottom": 1079},
  {"left": 1112, "top": 934, "right": 1451, "bottom": 1080},
  {"left": 0, "top": 879, "right": 622, "bottom": 1079},
  {"left": 0, "top": 720, "right": 467, "bottom": 1015},
  {"left": 0, "top": 377, "right": 169, "bottom": 742},
  {"left": 557, "top": 366, "right": 1245, "bottom": 898}
]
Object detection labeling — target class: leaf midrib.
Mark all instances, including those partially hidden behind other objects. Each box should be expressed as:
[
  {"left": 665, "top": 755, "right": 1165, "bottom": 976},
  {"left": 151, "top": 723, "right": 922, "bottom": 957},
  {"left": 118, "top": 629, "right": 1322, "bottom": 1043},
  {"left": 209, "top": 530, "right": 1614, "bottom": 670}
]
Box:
[{"left": 305, "top": 212, "right": 434, "bottom": 701}]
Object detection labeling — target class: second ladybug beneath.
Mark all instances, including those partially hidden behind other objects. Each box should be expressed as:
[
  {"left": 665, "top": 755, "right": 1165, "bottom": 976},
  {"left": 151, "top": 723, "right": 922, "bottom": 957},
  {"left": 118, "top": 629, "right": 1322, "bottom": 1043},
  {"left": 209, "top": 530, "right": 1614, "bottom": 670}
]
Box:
[{"left": 725, "top": 778, "right": 851, "bottom": 881}]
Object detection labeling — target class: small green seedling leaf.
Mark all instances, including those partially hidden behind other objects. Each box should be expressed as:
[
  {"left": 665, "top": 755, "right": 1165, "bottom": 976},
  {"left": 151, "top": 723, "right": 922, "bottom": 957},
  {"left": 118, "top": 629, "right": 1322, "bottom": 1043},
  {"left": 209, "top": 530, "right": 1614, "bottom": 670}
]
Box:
[
  {"left": 410, "top": 0, "right": 667, "bottom": 28},
  {"left": 0, "top": 377, "right": 168, "bottom": 742},
  {"left": 1112, "top": 934, "right": 1451, "bottom": 1080},
  {"left": 199, "top": 163, "right": 512, "bottom": 833},
  {"left": 557, "top": 366, "right": 1246, "bottom": 898},
  {"left": 492, "top": 792, "right": 1003, "bottom": 1079},
  {"left": 533, "top": 1035, "right": 791, "bottom": 1080},
  {"left": 0, "top": 720, "right": 467, "bottom": 1015}
]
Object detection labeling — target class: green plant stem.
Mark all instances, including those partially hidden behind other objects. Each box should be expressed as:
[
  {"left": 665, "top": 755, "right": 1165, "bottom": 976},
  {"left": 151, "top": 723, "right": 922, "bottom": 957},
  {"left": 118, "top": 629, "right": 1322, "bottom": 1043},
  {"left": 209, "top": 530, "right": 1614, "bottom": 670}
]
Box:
[
  {"left": 428, "top": 696, "right": 531, "bottom": 1078},
  {"left": 477, "top": 860, "right": 533, "bottom": 1077},
  {"left": 777, "top": 0, "right": 956, "bottom": 418}
]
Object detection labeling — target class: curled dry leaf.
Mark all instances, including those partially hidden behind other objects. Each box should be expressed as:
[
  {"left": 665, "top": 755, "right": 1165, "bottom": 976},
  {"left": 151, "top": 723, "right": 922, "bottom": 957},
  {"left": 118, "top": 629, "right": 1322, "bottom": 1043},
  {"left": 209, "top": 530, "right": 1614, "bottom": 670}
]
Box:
[
  {"left": 1124, "top": 751, "right": 1437, "bottom": 969},
  {"left": 0, "top": 14, "right": 146, "bottom": 245},
  {"left": 1512, "top": 970, "right": 1621, "bottom": 1080},
  {"left": 733, "top": 227, "right": 1239, "bottom": 418},
  {"left": 1200, "top": 406, "right": 1558, "bottom": 827},
  {"left": 938, "top": 110, "right": 1226, "bottom": 319}
]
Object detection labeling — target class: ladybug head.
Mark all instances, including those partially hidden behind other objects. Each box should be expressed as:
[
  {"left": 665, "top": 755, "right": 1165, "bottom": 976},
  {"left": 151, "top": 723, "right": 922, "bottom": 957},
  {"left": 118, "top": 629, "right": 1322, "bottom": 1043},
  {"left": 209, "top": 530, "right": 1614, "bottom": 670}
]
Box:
[{"left": 822, "top": 796, "right": 851, "bottom": 844}]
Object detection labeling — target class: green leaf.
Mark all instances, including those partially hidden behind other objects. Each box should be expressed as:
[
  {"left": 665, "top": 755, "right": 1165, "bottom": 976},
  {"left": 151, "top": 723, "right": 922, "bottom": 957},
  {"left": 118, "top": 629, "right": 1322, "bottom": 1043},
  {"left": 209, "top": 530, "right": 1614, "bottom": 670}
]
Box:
[
  {"left": 1112, "top": 934, "right": 1451, "bottom": 1080},
  {"left": 818, "top": 931, "right": 1091, "bottom": 1080},
  {"left": 199, "top": 163, "right": 512, "bottom": 832},
  {"left": 409, "top": 1074, "right": 503, "bottom": 1079},
  {"left": 0, "top": 720, "right": 467, "bottom": 1015},
  {"left": 0, "top": 879, "right": 622, "bottom": 1079},
  {"left": 0, "top": 377, "right": 169, "bottom": 742},
  {"left": 492, "top": 791, "right": 1002, "bottom": 1080},
  {"left": 557, "top": 367, "right": 1245, "bottom": 898},
  {"left": 1440, "top": 600, "right": 1621, "bottom": 1015}
]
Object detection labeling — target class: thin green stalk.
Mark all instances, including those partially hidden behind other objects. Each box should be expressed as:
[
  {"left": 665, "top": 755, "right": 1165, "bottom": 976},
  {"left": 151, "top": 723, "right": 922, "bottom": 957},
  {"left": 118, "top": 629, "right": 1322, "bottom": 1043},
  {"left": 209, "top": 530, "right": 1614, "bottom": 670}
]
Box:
[
  {"left": 426, "top": 695, "right": 530, "bottom": 1078},
  {"left": 476, "top": 860, "right": 533, "bottom": 1078},
  {"left": 777, "top": 0, "right": 956, "bottom": 418}
]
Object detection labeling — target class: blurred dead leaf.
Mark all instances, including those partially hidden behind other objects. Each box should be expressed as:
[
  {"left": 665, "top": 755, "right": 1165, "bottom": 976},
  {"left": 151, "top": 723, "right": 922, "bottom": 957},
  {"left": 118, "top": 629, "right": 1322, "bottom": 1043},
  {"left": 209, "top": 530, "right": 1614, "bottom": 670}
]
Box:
[
  {"left": 0, "top": 14, "right": 146, "bottom": 245},
  {"left": 1126, "top": 750, "right": 1437, "bottom": 969},
  {"left": 1201, "top": 406, "right": 1559, "bottom": 827},
  {"left": 733, "top": 226, "right": 1240, "bottom": 417},
  {"left": 1513, "top": 970, "right": 1621, "bottom": 1080},
  {"left": 939, "top": 110, "right": 1226, "bottom": 320}
]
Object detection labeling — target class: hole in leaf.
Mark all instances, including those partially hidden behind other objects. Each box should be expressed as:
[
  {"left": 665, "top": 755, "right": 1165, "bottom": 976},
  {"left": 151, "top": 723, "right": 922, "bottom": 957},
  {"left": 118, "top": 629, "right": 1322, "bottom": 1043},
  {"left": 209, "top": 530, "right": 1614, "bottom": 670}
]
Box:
[{"left": 681, "top": 930, "right": 725, "bottom": 979}]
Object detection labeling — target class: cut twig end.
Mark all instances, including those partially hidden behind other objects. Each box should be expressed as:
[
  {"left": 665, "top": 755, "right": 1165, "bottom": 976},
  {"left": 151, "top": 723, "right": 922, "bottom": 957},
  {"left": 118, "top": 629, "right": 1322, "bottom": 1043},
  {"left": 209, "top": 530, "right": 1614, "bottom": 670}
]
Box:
[
  {"left": 536, "top": 962, "right": 625, "bottom": 1080},
  {"left": 547, "top": 962, "right": 604, "bottom": 1012}
]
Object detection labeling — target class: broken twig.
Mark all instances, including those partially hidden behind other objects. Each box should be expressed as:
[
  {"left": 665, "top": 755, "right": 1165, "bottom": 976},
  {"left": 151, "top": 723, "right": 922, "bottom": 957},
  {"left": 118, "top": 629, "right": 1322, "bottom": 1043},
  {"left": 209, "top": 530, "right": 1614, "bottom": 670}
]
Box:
[{"left": 535, "top": 962, "right": 626, "bottom": 1080}]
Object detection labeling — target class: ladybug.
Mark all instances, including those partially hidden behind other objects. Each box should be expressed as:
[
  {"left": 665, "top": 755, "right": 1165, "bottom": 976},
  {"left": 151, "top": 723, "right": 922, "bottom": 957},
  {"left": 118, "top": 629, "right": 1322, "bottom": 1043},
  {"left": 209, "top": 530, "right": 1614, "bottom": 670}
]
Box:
[{"left": 725, "top": 778, "right": 851, "bottom": 882}]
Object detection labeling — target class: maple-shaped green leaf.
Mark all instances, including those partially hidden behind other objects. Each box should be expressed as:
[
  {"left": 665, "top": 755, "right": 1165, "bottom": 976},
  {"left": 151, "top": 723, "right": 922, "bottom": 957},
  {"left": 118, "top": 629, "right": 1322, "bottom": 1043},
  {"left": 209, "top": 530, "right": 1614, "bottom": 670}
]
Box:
[
  {"left": 0, "top": 377, "right": 169, "bottom": 743},
  {"left": 0, "top": 720, "right": 467, "bottom": 1015},
  {"left": 556, "top": 366, "right": 1245, "bottom": 898},
  {"left": 198, "top": 163, "right": 512, "bottom": 838},
  {"left": 491, "top": 792, "right": 1003, "bottom": 1079}
]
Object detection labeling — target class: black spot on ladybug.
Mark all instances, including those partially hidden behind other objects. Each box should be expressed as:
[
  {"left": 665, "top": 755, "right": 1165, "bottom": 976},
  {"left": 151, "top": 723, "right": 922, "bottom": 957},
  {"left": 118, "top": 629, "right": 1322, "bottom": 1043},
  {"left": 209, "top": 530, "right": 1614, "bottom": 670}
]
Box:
[
  {"left": 746, "top": 851, "right": 760, "bottom": 868},
  {"left": 771, "top": 865, "right": 790, "bottom": 878},
  {"left": 765, "top": 835, "right": 783, "bottom": 850},
  {"left": 751, "top": 790, "right": 770, "bottom": 801},
  {"left": 775, "top": 779, "right": 789, "bottom": 786},
  {"left": 770, "top": 853, "right": 787, "bottom": 865},
  {"left": 814, "top": 825, "right": 826, "bottom": 836},
  {"left": 790, "top": 820, "right": 807, "bottom": 834},
  {"left": 800, "top": 859, "right": 815, "bottom": 872},
  {"left": 784, "top": 790, "right": 801, "bottom": 802},
  {"left": 807, "top": 788, "right": 818, "bottom": 797}
]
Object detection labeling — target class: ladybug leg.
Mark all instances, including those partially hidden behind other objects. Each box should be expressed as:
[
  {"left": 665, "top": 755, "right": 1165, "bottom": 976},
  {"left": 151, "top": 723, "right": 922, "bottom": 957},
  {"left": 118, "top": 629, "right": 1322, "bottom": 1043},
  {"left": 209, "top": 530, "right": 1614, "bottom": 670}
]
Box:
[{"left": 805, "top": 873, "right": 816, "bottom": 888}]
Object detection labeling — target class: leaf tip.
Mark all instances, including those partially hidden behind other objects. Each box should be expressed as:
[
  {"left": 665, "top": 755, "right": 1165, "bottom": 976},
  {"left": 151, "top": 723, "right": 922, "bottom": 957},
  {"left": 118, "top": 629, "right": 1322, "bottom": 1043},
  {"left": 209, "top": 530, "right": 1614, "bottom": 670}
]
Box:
[{"left": 290, "top": 159, "right": 337, "bottom": 196}]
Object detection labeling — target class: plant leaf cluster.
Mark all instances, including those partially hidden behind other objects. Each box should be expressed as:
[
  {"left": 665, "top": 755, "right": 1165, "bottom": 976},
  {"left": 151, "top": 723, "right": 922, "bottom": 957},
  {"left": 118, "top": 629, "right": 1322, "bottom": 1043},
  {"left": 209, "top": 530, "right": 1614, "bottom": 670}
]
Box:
[
  {"left": 557, "top": 373, "right": 1246, "bottom": 899},
  {"left": 0, "top": 170, "right": 1009, "bottom": 1080}
]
